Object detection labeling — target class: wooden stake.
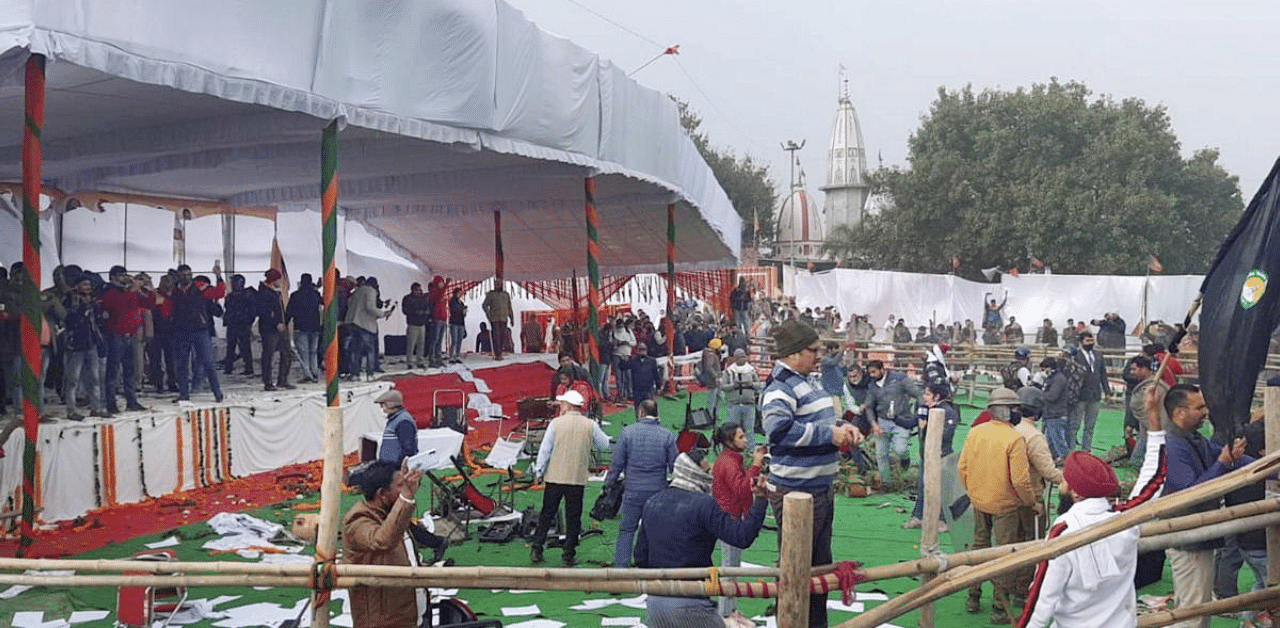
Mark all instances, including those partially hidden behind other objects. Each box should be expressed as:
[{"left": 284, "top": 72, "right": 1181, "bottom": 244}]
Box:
[
  {"left": 778, "top": 492, "right": 813, "bottom": 628},
  {"left": 311, "top": 405, "right": 344, "bottom": 628},
  {"left": 918, "top": 407, "right": 945, "bottom": 627},
  {"left": 1266, "top": 381, "right": 1280, "bottom": 617},
  {"left": 837, "top": 448, "right": 1280, "bottom": 628}
]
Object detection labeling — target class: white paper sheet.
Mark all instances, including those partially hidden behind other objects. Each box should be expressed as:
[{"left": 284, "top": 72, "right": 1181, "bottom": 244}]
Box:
[
  {"left": 0, "top": 584, "right": 31, "bottom": 599},
  {"left": 601, "top": 618, "right": 642, "bottom": 626},
  {"left": 502, "top": 605, "right": 541, "bottom": 616},
  {"left": 12, "top": 612, "right": 44, "bottom": 628},
  {"left": 145, "top": 535, "right": 181, "bottom": 548},
  {"left": 825, "top": 600, "right": 864, "bottom": 613},
  {"left": 504, "top": 621, "right": 565, "bottom": 628},
  {"left": 67, "top": 610, "right": 110, "bottom": 623}
]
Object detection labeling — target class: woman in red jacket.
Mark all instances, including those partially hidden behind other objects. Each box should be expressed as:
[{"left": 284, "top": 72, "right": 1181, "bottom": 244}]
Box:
[{"left": 711, "top": 422, "right": 766, "bottom": 618}]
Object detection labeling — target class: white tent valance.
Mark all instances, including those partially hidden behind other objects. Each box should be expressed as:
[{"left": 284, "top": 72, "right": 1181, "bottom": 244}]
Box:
[{"left": 0, "top": 0, "right": 740, "bottom": 280}]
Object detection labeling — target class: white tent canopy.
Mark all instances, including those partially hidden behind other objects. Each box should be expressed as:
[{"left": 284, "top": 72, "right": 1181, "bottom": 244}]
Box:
[{"left": 0, "top": 0, "right": 740, "bottom": 280}]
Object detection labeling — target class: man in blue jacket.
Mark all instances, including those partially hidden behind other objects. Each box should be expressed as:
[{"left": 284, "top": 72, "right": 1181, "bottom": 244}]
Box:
[
  {"left": 1161, "top": 384, "right": 1248, "bottom": 628},
  {"left": 605, "top": 399, "right": 677, "bottom": 568},
  {"left": 634, "top": 450, "right": 768, "bottom": 628}
]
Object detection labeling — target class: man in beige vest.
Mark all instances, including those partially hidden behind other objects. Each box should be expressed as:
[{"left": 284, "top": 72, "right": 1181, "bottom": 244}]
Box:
[{"left": 531, "top": 389, "right": 610, "bottom": 565}]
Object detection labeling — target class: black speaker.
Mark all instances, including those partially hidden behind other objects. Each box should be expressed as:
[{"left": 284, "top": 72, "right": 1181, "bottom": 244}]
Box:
[{"left": 384, "top": 334, "right": 406, "bottom": 356}]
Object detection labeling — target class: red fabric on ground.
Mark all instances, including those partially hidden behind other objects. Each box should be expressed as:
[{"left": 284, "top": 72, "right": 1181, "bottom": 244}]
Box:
[
  {"left": 391, "top": 372, "right": 479, "bottom": 429},
  {"left": 0, "top": 456, "right": 355, "bottom": 558}
]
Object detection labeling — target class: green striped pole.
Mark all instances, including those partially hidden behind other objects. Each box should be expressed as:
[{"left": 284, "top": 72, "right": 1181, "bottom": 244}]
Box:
[
  {"left": 17, "top": 54, "right": 45, "bottom": 557},
  {"left": 665, "top": 203, "right": 676, "bottom": 358},
  {"left": 584, "top": 177, "right": 601, "bottom": 386},
  {"left": 312, "top": 120, "right": 341, "bottom": 628}
]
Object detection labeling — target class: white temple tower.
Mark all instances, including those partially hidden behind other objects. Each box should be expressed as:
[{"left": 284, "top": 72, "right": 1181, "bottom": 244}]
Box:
[
  {"left": 820, "top": 83, "right": 870, "bottom": 235},
  {"left": 773, "top": 168, "right": 825, "bottom": 261}
]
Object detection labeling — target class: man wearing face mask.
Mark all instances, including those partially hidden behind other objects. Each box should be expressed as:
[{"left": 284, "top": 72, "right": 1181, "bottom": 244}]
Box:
[
  {"left": 101, "top": 265, "right": 160, "bottom": 414},
  {"left": 165, "top": 263, "right": 226, "bottom": 403},
  {"left": 221, "top": 274, "right": 256, "bottom": 377}
]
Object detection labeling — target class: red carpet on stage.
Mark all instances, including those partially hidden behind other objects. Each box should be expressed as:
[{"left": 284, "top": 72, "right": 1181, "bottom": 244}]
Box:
[{"left": 392, "top": 360, "right": 555, "bottom": 449}]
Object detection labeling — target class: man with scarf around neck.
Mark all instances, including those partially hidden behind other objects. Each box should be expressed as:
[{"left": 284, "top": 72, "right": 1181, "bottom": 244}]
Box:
[
  {"left": 635, "top": 450, "right": 768, "bottom": 628},
  {"left": 1019, "top": 383, "right": 1169, "bottom": 628},
  {"left": 761, "top": 319, "right": 861, "bottom": 628}
]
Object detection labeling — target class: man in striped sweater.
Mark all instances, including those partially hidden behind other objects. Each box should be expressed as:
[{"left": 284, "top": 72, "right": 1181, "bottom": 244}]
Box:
[{"left": 761, "top": 319, "right": 862, "bottom": 628}]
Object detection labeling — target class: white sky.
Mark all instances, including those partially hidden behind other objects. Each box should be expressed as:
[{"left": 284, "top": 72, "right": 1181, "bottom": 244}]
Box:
[{"left": 510, "top": 0, "right": 1278, "bottom": 204}]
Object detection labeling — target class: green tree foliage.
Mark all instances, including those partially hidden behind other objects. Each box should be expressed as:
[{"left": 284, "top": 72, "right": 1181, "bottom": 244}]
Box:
[
  {"left": 675, "top": 99, "right": 777, "bottom": 245},
  {"left": 826, "top": 80, "right": 1243, "bottom": 276}
]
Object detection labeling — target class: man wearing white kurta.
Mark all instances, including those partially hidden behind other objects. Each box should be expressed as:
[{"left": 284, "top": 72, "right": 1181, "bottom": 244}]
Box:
[{"left": 1019, "top": 386, "right": 1168, "bottom": 628}]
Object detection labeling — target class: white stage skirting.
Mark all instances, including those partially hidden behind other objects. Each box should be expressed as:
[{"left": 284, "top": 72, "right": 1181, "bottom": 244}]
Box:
[{"left": 0, "top": 384, "right": 387, "bottom": 523}]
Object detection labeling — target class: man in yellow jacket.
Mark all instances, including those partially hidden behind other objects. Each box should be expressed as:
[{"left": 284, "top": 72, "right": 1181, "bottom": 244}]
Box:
[{"left": 958, "top": 387, "right": 1040, "bottom": 624}]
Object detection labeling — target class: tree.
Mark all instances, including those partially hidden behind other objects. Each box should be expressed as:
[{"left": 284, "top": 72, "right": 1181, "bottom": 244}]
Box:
[
  {"left": 826, "top": 80, "right": 1243, "bottom": 277},
  {"left": 675, "top": 99, "right": 777, "bottom": 245}
]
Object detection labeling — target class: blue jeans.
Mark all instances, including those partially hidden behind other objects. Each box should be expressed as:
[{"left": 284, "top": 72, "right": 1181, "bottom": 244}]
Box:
[
  {"left": 1043, "top": 415, "right": 1069, "bottom": 462},
  {"left": 1129, "top": 419, "right": 1149, "bottom": 469},
  {"left": 63, "top": 349, "right": 101, "bottom": 413},
  {"left": 616, "top": 358, "right": 632, "bottom": 400},
  {"left": 105, "top": 333, "right": 139, "bottom": 409},
  {"left": 718, "top": 541, "right": 744, "bottom": 616},
  {"left": 295, "top": 331, "right": 320, "bottom": 381},
  {"left": 1069, "top": 397, "right": 1101, "bottom": 453},
  {"left": 598, "top": 360, "right": 612, "bottom": 399},
  {"left": 1215, "top": 537, "right": 1267, "bottom": 621},
  {"left": 875, "top": 419, "right": 911, "bottom": 484},
  {"left": 614, "top": 489, "right": 658, "bottom": 567},
  {"left": 348, "top": 327, "right": 376, "bottom": 375},
  {"left": 175, "top": 330, "right": 222, "bottom": 400},
  {"left": 728, "top": 403, "right": 756, "bottom": 449},
  {"left": 428, "top": 320, "right": 445, "bottom": 364},
  {"left": 449, "top": 323, "right": 465, "bottom": 359}
]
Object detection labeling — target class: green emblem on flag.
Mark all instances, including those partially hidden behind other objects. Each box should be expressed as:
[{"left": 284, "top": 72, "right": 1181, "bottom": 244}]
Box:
[{"left": 1241, "top": 270, "right": 1269, "bottom": 309}]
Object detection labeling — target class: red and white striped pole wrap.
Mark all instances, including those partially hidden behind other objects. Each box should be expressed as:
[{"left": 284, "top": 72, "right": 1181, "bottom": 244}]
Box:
[{"left": 17, "top": 54, "right": 45, "bottom": 556}]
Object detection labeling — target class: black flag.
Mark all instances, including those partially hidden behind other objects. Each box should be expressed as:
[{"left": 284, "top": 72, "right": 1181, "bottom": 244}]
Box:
[{"left": 1198, "top": 155, "right": 1280, "bottom": 439}]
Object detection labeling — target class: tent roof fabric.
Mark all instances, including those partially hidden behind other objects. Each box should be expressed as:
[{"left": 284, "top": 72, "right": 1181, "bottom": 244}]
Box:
[{"left": 0, "top": 0, "right": 740, "bottom": 280}]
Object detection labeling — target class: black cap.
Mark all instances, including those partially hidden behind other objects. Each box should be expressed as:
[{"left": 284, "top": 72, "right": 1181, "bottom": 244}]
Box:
[{"left": 109, "top": 265, "right": 128, "bottom": 276}]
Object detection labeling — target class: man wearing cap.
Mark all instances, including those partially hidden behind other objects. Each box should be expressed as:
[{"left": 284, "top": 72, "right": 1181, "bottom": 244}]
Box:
[
  {"left": 761, "top": 318, "right": 861, "bottom": 628},
  {"left": 255, "top": 269, "right": 293, "bottom": 391},
  {"left": 605, "top": 398, "right": 677, "bottom": 568},
  {"left": 530, "top": 389, "right": 610, "bottom": 566},
  {"left": 374, "top": 389, "right": 418, "bottom": 464},
  {"left": 1020, "top": 385, "right": 1169, "bottom": 628},
  {"left": 958, "top": 387, "right": 1039, "bottom": 624},
  {"left": 721, "top": 348, "right": 762, "bottom": 448},
  {"left": 101, "top": 265, "right": 160, "bottom": 413}
]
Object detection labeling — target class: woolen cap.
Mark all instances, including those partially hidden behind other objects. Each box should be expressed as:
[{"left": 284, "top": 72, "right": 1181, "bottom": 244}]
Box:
[
  {"left": 771, "top": 318, "right": 818, "bottom": 357},
  {"left": 1063, "top": 451, "right": 1119, "bottom": 498},
  {"left": 264, "top": 268, "right": 282, "bottom": 282},
  {"left": 987, "top": 387, "right": 1021, "bottom": 408},
  {"left": 374, "top": 389, "right": 403, "bottom": 406}
]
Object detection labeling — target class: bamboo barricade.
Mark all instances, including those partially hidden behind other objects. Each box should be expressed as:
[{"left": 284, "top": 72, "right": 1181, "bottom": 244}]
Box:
[
  {"left": 917, "top": 407, "right": 945, "bottom": 627},
  {"left": 1137, "top": 584, "right": 1280, "bottom": 627},
  {"left": 1267, "top": 384, "right": 1280, "bottom": 595},
  {"left": 838, "top": 448, "right": 1280, "bottom": 628},
  {"left": 1136, "top": 511, "right": 1280, "bottom": 553}
]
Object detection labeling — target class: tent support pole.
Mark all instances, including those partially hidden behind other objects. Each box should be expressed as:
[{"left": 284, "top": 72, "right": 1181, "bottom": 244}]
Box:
[
  {"left": 1267, "top": 382, "right": 1280, "bottom": 615},
  {"left": 664, "top": 204, "right": 676, "bottom": 383},
  {"left": 312, "top": 119, "right": 342, "bottom": 628},
  {"left": 17, "top": 53, "right": 45, "bottom": 558},
  {"left": 494, "top": 209, "right": 503, "bottom": 284},
  {"left": 222, "top": 211, "right": 237, "bottom": 273},
  {"left": 584, "top": 177, "right": 601, "bottom": 387}
]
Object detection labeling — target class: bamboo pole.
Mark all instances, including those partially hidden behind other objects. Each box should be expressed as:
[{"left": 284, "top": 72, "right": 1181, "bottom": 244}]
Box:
[
  {"left": 1137, "top": 511, "right": 1280, "bottom": 552},
  {"left": 312, "top": 119, "right": 342, "bottom": 628},
  {"left": 837, "top": 448, "right": 1280, "bottom": 628},
  {"left": 918, "top": 406, "right": 945, "bottom": 627},
  {"left": 1137, "top": 584, "right": 1280, "bottom": 627},
  {"left": 1267, "top": 382, "right": 1280, "bottom": 603},
  {"left": 778, "top": 492, "right": 813, "bottom": 628}
]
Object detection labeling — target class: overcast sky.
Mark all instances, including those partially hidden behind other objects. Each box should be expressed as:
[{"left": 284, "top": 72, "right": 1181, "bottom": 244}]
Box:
[{"left": 510, "top": 0, "right": 1277, "bottom": 205}]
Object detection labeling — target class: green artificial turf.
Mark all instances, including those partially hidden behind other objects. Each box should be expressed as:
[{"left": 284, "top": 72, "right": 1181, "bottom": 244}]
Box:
[{"left": 0, "top": 388, "right": 1254, "bottom": 628}]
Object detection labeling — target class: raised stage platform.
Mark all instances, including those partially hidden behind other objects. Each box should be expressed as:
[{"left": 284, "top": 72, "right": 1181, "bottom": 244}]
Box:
[{"left": 0, "top": 352, "right": 560, "bottom": 524}]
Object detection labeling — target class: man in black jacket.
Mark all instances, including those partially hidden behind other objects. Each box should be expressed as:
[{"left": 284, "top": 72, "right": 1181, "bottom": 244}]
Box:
[
  {"left": 1071, "top": 331, "right": 1111, "bottom": 456},
  {"left": 221, "top": 274, "right": 256, "bottom": 376},
  {"left": 286, "top": 274, "right": 323, "bottom": 383},
  {"left": 255, "top": 269, "right": 292, "bottom": 391},
  {"left": 628, "top": 343, "right": 664, "bottom": 411}
]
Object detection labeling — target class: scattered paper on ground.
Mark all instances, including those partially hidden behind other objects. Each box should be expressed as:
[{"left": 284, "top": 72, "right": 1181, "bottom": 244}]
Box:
[
  {"left": 502, "top": 604, "right": 541, "bottom": 616},
  {"left": 68, "top": 610, "right": 110, "bottom": 623},
  {"left": 601, "top": 617, "right": 642, "bottom": 626},
  {"left": 145, "top": 535, "right": 181, "bottom": 548},
  {"left": 826, "top": 600, "right": 864, "bottom": 613},
  {"left": 0, "top": 584, "right": 31, "bottom": 599},
  {"left": 505, "top": 621, "right": 566, "bottom": 628}
]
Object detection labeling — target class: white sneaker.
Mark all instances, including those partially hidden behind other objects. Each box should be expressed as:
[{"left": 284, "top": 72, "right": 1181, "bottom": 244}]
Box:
[{"left": 902, "top": 517, "right": 922, "bottom": 529}]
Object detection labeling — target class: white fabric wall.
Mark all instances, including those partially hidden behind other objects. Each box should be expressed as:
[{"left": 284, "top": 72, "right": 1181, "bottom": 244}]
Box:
[{"left": 786, "top": 267, "right": 1206, "bottom": 331}]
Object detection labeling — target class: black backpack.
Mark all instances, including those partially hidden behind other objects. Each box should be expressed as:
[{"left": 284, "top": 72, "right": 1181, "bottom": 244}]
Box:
[
  {"left": 590, "top": 480, "right": 625, "bottom": 521},
  {"left": 999, "top": 362, "right": 1024, "bottom": 390},
  {"left": 1060, "top": 358, "right": 1085, "bottom": 406}
]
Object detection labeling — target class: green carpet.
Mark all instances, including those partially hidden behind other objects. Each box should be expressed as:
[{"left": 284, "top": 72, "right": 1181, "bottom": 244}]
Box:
[{"left": 0, "top": 390, "right": 1253, "bottom": 627}]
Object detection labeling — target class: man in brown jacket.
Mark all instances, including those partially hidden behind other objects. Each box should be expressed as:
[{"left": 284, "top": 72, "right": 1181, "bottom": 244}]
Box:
[
  {"left": 958, "top": 387, "right": 1040, "bottom": 624},
  {"left": 531, "top": 389, "right": 611, "bottom": 565},
  {"left": 342, "top": 460, "right": 426, "bottom": 628}
]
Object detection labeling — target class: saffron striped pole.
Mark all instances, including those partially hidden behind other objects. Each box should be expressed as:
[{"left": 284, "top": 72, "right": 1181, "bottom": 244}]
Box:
[
  {"left": 665, "top": 203, "right": 676, "bottom": 358},
  {"left": 584, "top": 177, "right": 602, "bottom": 386},
  {"left": 312, "top": 119, "right": 342, "bottom": 628},
  {"left": 17, "top": 54, "right": 45, "bottom": 557}
]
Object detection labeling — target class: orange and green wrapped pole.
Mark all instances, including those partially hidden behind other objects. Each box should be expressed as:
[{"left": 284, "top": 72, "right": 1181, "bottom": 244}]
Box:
[
  {"left": 584, "top": 177, "right": 601, "bottom": 385},
  {"left": 18, "top": 54, "right": 45, "bottom": 557},
  {"left": 321, "top": 121, "right": 339, "bottom": 408},
  {"left": 494, "top": 209, "right": 504, "bottom": 284}
]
